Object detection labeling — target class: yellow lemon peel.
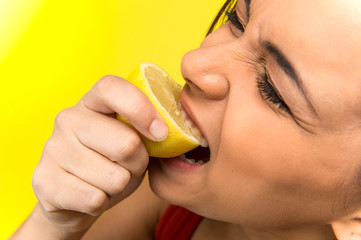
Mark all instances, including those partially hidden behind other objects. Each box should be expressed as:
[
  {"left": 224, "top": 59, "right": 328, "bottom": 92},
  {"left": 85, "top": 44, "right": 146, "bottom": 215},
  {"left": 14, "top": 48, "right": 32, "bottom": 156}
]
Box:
[{"left": 117, "top": 62, "right": 205, "bottom": 158}]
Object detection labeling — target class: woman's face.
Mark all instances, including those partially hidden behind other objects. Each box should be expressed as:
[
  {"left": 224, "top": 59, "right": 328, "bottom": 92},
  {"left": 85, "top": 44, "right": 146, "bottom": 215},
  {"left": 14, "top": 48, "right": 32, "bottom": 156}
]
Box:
[{"left": 149, "top": 0, "right": 361, "bottom": 228}]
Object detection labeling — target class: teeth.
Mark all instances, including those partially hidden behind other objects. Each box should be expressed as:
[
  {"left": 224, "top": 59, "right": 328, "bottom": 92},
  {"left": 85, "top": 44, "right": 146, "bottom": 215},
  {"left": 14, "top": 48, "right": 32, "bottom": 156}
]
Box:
[
  {"left": 180, "top": 154, "right": 206, "bottom": 165},
  {"left": 180, "top": 109, "right": 187, "bottom": 119},
  {"left": 186, "top": 119, "right": 193, "bottom": 129},
  {"left": 199, "top": 138, "right": 208, "bottom": 147},
  {"left": 190, "top": 124, "right": 201, "bottom": 136},
  {"left": 179, "top": 102, "right": 209, "bottom": 147},
  {"left": 189, "top": 123, "right": 208, "bottom": 147},
  {"left": 188, "top": 123, "right": 209, "bottom": 147}
]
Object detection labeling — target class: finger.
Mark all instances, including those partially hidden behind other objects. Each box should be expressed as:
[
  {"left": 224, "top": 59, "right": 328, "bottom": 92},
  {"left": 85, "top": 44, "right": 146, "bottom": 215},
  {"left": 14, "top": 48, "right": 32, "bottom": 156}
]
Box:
[
  {"left": 59, "top": 107, "right": 149, "bottom": 177},
  {"left": 80, "top": 75, "right": 168, "bottom": 141},
  {"left": 33, "top": 164, "right": 109, "bottom": 217},
  {"left": 60, "top": 142, "right": 134, "bottom": 196},
  {"left": 107, "top": 174, "right": 145, "bottom": 209}
]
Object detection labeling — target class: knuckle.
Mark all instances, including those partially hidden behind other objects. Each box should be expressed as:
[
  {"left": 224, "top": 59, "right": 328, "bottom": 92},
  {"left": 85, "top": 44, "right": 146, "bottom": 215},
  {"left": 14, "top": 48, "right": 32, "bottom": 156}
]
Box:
[
  {"left": 32, "top": 165, "right": 57, "bottom": 209},
  {"left": 40, "top": 138, "right": 65, "bottom": 166},
  {"left": 107, "top": 168, "right": 131, "bottom": 195},
  {"left": 83, "top": 190, "right": 108, "bottom": 216},
  {"left": 42, "top": 138, "right": 58, "bottom": 157},
  {"left": 96, "top": 75, "right": 121, "bottom": 95},
  {"left": 32, "top": 166, "right": 44, "bottom": 196},
  {"left": 117, "top": 132, "right": 142, "bottom": 160},
  {"left": 134, "top": 156, "right": 149, "bottom": 177},
  {"left": 54, "top": 108, "right": 75, "bottom": 130}
]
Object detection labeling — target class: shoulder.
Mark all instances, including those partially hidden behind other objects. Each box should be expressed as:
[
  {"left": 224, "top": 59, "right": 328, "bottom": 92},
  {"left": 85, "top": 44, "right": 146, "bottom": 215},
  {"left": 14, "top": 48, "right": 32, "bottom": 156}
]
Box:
[{"left": 83, "top": 174, "right": 168, "bottom": 240}]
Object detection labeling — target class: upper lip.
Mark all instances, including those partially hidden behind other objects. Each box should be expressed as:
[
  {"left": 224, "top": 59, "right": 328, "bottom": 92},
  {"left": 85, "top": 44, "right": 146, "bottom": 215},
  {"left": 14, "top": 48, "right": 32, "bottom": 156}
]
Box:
[{"left": 180, "top": 90, "right": 208, "bottom": 145}]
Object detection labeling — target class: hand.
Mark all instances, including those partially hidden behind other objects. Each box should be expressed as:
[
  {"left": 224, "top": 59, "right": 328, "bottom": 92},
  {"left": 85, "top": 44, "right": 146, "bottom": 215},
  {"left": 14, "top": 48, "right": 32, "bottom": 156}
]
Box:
[{"left": 32, "top": 75, "right": 168, "bottom": 237}]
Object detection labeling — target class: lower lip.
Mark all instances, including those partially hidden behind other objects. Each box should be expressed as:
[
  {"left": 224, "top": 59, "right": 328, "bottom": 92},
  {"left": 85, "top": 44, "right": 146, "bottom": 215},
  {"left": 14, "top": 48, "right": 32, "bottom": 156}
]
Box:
[{"left": 159, "top": 156, "right": 205, "bottom": 171}]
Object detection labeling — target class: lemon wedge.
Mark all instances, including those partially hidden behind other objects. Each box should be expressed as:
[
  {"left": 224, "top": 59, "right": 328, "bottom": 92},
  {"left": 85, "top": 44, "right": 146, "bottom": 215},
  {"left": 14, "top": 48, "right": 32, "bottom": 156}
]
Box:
[{"left": 117, "top": 62, "right": 207, "bottom": 158}]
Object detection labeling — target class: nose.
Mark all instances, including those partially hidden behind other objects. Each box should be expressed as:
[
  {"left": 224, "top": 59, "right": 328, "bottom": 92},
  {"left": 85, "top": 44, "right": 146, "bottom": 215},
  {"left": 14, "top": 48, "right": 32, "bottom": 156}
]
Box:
[
  {"left": 181, "top": 24, "right": 237, "bottom": 100},
  {"left": 181, "top": 47, "right": 229, "bottom": 100}
]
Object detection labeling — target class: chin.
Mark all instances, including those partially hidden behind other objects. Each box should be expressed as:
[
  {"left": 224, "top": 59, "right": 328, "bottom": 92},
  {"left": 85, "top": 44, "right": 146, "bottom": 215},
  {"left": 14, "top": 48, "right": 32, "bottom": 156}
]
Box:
[{"left": 147, "top": 157, "right": 210, "bottom": 212}]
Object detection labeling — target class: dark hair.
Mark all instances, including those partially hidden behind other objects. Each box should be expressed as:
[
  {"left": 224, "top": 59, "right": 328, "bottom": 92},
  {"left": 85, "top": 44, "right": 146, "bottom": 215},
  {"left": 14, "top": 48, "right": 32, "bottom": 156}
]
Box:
[{"left": 207, "top": 0, "right": 238, "bottom": 36}]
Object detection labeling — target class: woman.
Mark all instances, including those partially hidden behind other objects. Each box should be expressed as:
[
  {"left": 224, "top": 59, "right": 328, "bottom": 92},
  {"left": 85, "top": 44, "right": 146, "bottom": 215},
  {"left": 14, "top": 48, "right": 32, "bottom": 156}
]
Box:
[{"left": 10, "top": 0, "right": 361, "bottom": 239}]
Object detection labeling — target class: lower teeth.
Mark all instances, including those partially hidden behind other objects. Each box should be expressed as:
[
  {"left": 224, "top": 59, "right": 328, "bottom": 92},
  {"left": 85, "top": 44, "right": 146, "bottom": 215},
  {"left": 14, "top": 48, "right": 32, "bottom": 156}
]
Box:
[{"left": 179, "top": 154, "right": 205, "bottom": 165}]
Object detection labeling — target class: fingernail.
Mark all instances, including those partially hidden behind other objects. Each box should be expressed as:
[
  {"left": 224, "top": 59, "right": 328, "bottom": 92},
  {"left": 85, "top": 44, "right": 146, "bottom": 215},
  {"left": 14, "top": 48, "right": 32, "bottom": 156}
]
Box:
[{"left": 149, "top": 119, "right": 168, "bottom": 141}]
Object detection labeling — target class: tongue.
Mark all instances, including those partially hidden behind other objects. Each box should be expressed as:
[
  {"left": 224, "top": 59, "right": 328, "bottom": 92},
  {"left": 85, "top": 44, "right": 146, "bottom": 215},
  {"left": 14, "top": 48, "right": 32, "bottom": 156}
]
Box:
[{"left": 184, "top": 146, "right": 210, "bottom": 162}]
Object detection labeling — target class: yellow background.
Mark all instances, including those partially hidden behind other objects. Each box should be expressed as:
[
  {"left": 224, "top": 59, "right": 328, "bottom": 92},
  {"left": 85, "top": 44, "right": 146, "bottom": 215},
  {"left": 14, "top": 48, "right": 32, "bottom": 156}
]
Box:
[{"left": 0, "top": 0, "right": 223, "bottom": 239}]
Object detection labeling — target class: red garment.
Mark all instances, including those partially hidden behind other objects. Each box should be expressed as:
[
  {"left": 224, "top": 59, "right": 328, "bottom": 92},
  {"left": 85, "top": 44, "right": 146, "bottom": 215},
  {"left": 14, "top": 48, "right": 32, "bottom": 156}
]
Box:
[{"left": 155, "top": 205, "right": 203, "bottom": 240}]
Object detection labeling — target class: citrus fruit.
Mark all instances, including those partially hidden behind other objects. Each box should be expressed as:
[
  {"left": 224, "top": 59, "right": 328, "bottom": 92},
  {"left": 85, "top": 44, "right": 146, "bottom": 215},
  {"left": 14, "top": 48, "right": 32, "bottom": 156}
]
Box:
[{"left": 116, "top": 62, "right": 207, "bottom": 158}]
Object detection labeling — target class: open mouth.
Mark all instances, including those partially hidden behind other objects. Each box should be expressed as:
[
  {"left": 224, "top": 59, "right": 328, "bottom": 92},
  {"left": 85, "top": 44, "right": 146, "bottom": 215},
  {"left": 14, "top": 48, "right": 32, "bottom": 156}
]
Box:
[{"left": 180, "top": 146, "right": 211, "bottom": 165}]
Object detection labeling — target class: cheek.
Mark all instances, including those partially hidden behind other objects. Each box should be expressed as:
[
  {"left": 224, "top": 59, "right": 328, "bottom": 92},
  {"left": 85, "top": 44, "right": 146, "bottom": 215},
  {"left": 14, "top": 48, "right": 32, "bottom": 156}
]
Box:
[
  {"left": 215, "top": 110, "right": 306, "bottom": 194},
  {"left": 215, "top": 93, "right": 302, "bottom": 183},
  {"left": 214, "top": 96, "right": 349, "bottom": 206},
  {"left": 204, "top": 103, "right": 356, "bottom": 225}
]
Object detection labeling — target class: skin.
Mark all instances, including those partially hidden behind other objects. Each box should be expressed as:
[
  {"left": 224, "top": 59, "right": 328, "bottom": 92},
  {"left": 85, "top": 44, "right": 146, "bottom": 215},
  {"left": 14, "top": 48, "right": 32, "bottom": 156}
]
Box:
[
  {"left": 9, "top": 0, "right": 361, "bottom": 239},
  {"left": 149, "top": 0, "right": 361, "bottom": 237}
]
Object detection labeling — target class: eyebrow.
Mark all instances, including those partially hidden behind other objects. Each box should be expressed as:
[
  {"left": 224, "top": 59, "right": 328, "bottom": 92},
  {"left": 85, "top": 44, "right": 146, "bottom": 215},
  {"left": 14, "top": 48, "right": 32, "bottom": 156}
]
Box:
[{"left": 261, "top": 40, "right": 317, "bottom": 116}]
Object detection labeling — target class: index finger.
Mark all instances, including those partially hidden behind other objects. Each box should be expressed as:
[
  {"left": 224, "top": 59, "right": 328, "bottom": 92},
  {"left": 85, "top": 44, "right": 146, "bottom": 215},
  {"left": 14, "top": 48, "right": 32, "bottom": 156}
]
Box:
[{"left": 80, "top": 75, "right": 168, "bottom": 141}]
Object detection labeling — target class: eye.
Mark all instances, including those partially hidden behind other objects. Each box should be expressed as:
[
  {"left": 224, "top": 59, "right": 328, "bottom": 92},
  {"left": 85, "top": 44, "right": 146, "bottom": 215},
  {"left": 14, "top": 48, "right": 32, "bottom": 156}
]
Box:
[
  {"left": 256, "top": 70, "right": 290, "bottom": 113},
  {"left": 225, "top": 10, "right": 245, "bottom": 32}
]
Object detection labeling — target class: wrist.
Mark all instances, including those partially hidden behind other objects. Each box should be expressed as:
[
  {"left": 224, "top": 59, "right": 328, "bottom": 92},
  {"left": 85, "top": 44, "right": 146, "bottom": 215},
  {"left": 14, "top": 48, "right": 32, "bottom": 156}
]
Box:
[{"left": 10, "top": 203, "right": 95, "bottom": 240}]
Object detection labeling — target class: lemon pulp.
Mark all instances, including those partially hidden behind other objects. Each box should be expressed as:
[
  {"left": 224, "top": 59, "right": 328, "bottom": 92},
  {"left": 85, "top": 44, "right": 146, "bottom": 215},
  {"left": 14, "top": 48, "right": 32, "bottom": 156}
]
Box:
[{"left": 117, "top": 62, "right": 206, "bottom": 158}]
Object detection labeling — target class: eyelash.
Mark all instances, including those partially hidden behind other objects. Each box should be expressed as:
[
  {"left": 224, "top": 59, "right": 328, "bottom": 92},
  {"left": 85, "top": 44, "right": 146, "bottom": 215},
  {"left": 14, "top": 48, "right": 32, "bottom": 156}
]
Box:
[
  {"left": 256, "top": 71, "right": 290, "bottom": 113},
  {"left": 226, "top": 10, "right": 289, "bottom": 113},
  {"left": 225, "top": 10, "right": 245, "bottom": 32}
]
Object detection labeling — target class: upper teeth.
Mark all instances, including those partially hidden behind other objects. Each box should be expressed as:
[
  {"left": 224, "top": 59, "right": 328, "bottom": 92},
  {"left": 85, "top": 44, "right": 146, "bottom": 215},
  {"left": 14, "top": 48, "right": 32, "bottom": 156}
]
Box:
[
  {"left": 189, "top": 124, "right": 208, "bottom": 147},
  {"left": 178, "top": 102, "right": 209, "bottom": 147}
]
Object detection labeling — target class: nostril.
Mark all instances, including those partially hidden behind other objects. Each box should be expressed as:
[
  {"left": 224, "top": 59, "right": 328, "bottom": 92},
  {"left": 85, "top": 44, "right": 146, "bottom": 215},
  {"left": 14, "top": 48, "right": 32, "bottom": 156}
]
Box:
[
  {"left": 184, "top": 79, "right": 201, "bottom": 90},
  {"left": 183, "top": 75, "right": 229, "bottom": 100},
  {"left": 183, "top": 80, "right": 207, "bottom": 97},
  {"left": 183, "top": 77, "right": 192, "bottom": 85}
]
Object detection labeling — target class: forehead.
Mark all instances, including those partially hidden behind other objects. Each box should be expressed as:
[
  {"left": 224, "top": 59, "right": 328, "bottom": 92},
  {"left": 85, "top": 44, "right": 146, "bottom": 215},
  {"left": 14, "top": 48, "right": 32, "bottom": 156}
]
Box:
[
  {"left": 248, "top": 0, "right": 361, "bottom": 68},
  {"left": 242, "top": 0, "right": 361, "bottom": 124}
]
